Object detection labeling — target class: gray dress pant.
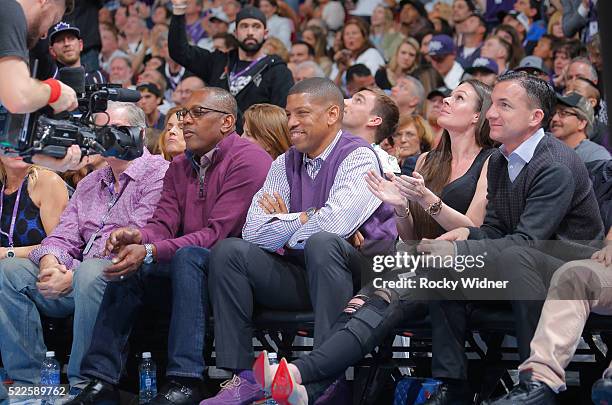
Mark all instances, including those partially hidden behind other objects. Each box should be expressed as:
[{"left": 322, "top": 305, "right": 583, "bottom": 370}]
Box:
[{"left": 209, "top": 232, "right": 368, "bottom": 370}]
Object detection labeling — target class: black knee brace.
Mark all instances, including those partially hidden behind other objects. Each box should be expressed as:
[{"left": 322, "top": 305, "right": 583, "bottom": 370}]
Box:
[{"left": 343, "top": 295, "right": 393, "bottom": 355}]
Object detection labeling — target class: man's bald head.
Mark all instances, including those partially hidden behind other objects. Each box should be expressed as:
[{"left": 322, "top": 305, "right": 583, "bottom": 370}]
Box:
[{"left": 182, "top": 76, "right": 206, "bottom": 89}]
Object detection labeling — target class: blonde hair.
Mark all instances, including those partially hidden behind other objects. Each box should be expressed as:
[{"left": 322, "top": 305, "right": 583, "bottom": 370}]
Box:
[
  {"left": 157, "top": 106, "right": 185, "bottom": 161},
  {"left": 388, "top": 38, "right": 421, "bottom": 75},
  {"left": 243, "top": 103, "right": 291, "bottom": 159},
  {"left": 0, "top": 161, "right": 40, "bottom": 188},
  {"left": 547, "top": 11, "right": 562, "bottom": 36},
  {"left": 263, "top": 37, "right": 290, "bottom": 62}
]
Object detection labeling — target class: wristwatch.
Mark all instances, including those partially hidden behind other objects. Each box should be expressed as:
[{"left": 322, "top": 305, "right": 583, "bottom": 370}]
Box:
[
  {"left": 425, "top": 198, "right": 443, "bottom": 216},
  {"left": 305, "top": 207, "right": 317, "bottom": 221},
  {"left": 6, "top": 247, "right": 15, "bottom": 258},
  {"left": 143, "top": 244, "right": 155, "bottom": 264}
]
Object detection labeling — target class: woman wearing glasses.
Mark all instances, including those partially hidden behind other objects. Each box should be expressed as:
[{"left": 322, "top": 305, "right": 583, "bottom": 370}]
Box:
[
  {"left": 253, "top": 79, "right": 496, "bottom": 405},
  {"left": 393, "top": 115, "right": 434, "bottom": 176}
]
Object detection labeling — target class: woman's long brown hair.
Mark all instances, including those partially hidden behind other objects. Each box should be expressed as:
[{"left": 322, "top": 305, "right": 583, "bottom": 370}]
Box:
[{"left": 409, "top": 79, "right": 495, "bottom": 239}]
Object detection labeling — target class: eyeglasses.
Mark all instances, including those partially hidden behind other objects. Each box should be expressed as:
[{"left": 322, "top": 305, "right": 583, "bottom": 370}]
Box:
[
  {"left": 393, "top": 131, "right": 418, "bottom": 140},
  {"left": 554, "top": 109, "right": 580, "bottom": 119},
  {"left": 176, "top": 105, "right": 232, "bottom": 120}
]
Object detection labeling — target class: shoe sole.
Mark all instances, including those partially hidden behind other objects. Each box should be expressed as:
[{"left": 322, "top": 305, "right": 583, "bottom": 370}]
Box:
[
  {"left": 253, "top": 351, "right": 272, "bottom": 392},
  {"left": 271, "top": 359, "right": 294, "bottom": 405}
]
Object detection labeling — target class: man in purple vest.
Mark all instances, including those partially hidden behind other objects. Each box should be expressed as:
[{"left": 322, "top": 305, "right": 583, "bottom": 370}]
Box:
[{"left": 203, "top": 78, "right": 398, "bottom": 404}]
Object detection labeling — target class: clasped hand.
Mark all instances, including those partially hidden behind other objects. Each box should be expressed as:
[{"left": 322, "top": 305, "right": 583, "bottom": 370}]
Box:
[
  {"left": 37, "top": 264, "right": 72, "bottom": 299},
  {"left": 103, "top": 227, "right": 145, "bottom": 281}
]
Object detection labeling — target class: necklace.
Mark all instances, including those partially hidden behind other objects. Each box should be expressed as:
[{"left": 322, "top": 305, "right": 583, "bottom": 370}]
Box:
[{"left": 0, "top": 177, "right": 26, "bottom": 248}]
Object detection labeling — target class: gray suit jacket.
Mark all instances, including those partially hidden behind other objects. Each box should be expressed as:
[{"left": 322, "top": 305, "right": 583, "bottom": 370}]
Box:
[{"left": 562, "top": 0, "right": 590, "bottom": 38}]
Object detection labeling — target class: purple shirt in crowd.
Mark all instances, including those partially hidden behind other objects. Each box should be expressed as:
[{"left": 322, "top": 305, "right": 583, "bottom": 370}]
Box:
[
  {"left": 140, "top": 132, "right": 272, "bottom": 262},
  {"left": 30, "top": 149, "right": 170, "bottom": 269}
]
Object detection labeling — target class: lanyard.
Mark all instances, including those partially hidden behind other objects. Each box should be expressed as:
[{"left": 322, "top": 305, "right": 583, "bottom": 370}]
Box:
[
  {"left": 229, "top": 55, "right": 266, "bottom": 82},
  {"left": 83, "top": 180, "right": 129, "bottom": 255},
  {"left": 0, "top": 178, "right": 26, "bottom": 248}
]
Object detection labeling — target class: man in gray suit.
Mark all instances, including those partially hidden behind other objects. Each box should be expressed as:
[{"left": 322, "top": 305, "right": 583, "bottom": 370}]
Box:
[{"left": 562, "top": 0, "right": 599, "bottom": 42}]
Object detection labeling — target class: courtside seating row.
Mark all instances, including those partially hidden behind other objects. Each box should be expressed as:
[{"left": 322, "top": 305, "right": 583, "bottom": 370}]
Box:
[{"left": 7, "top": 303, "right": 608, "bottom": 403}]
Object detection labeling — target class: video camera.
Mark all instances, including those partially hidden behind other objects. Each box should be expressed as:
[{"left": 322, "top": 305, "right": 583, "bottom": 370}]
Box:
[{"left": 0, "top": 66, "right": 145, "bottom": 161}]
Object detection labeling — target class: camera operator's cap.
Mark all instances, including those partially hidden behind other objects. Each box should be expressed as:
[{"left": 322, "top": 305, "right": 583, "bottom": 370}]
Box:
[
  {"left": 504, "top": 10, "right": 530, "bottom": 31},
  {"left": 236, "top": 6, "right": 267, "bottom": 28},
  {"left": 427, "top": 86, "right": 451, "bottom": 100},
  {"left": 428, "top": 35, "right": 455, "bottom": 56},
  {"left": 210, "top": 8, "right": 230, "bottom": 24},
  {"left": 556, "top": 92, "right": 594, "bottom": 126},
  {"left": 136, "top": 82, "right": 162, "bottom": 98},
  {"left": 49, "top": 21, "right": 81, "bottom": 44},
  {"left": 516, "top": 56, "right": 550, "bottom": 75},
  {"left": 465, "top": 57, "right": 499, "bottom": 75}
]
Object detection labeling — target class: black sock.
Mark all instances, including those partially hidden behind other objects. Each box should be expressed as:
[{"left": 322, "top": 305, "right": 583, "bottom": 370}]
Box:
[{"left": 439, "top": 378, "right": 469, "bottom": 392}]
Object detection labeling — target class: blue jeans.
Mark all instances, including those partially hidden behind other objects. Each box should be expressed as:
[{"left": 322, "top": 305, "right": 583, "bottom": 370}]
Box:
[
  {"left": 80, "top": 246, "right": 211, "bottom": 384},
  {"left": 0, "top": 258, "right": 108, "bottom": 388}
]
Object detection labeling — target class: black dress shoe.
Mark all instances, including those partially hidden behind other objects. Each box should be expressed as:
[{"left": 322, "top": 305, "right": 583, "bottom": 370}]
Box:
[
  {"left": 148, "top": 380, "right": 204, "bottom": 405},
  {"left": 423, "top": 383, "right": 472, "bottom": 405},
  {"left": 592, "top": 376, "right": 612, "bottom": 404},
  {"left": 63, "top": 379, "right": 119, "bottom": 405},
  {"left": 486, "top": 378, "right": 556, "bottom": 405}
]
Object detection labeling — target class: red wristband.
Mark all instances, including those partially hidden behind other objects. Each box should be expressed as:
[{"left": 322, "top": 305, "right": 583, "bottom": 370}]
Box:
[{"left": 42, "top": 78, "right": 61, "bottom": 104}]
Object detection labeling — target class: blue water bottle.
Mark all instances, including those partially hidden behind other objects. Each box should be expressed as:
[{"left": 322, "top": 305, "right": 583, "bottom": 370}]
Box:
[{"left": 139, "top": 352, "right": 157, "bottom": 404}]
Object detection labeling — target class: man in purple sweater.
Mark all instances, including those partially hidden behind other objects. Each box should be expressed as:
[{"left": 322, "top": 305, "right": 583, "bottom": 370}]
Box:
[{"left": 65, "top": 88, "right": 272, "bottom": 405}]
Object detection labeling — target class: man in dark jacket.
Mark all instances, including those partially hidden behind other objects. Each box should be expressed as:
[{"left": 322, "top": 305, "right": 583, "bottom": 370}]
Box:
[
  {"left": 168, "top": 1, "right": 293, "bottom": 131},
  {"left": 421, "top": 72, "right": 604, "bottom": 404}
]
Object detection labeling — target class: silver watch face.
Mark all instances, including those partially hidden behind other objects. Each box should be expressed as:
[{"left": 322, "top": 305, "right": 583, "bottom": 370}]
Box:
[
  {"left": 143, "top": 245, "right": 153, "bottom": 264},
  {"left": 6, "top": 250, "right": 15, "bottom": 258}
]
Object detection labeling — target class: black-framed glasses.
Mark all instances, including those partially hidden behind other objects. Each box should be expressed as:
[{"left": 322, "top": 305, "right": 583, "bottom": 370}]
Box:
[
  {"left": 554, "top": 108, "right": 580, "bottom": 119},
  {"left": 176, "top": 105, "right": 232, "bottom": 120}
]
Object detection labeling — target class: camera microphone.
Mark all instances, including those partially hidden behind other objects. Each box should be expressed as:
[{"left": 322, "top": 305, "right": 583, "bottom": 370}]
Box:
[
  {"left": 58, "top": 67, "right": 141, "bottom": 102},
  {"left": 105, "top": 88, "right": 141, "bottom": 103}
]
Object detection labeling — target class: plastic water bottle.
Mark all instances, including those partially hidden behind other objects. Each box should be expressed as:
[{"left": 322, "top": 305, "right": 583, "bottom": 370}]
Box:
[
  {"left": 40, "top": 351, "right": 60, "bottom": 404},
  {"left": 264, "top": 352, "right": 279, "bottom": 405},
  {"left": 139, "top": 352, "right": 157, "bottom": 404},
  {"left": 41, "top": 351, "right": 61, "bottom": 385}
]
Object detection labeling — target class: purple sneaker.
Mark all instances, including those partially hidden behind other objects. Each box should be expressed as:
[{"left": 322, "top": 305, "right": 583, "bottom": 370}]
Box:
[{"left": 200, "top": 375, "right": 265, "bottom": 405}]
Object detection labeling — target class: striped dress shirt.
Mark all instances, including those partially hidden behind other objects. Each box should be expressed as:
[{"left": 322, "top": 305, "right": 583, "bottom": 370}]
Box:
[{"left": 242, "top": 130, "right": 383, "bottom": 251}]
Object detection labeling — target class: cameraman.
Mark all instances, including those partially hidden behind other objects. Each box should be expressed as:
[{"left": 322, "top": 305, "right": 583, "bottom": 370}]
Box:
[
  {"left": 0, "top": 0, "right": 90, "bottom": 172},
  {"left": 0, "top": 0, "right": 78, "bottom": 114}
]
